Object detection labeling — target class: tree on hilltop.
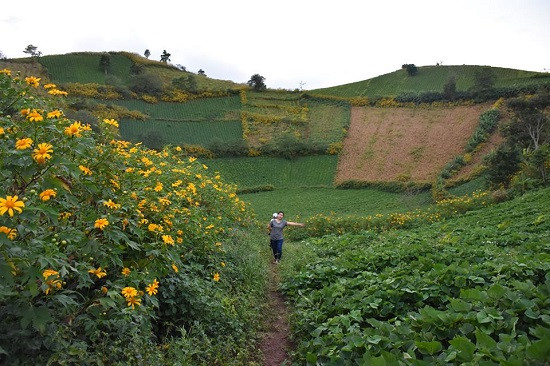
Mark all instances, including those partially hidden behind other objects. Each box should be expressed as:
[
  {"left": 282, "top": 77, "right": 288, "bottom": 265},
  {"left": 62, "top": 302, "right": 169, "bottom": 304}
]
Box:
[
  {"left": 160, "top": 50, "right": 171, "bottom": 63},
  {"left": 144, "top": 49, "right": 151, "bottom": 59},
  {"left": 99, "top": 53, "right": 111, "bottom": 74},
  {"left": 198, "top": 69, "right": 206, "bottom": 76},
  {"left": 402, "top": 64, "right": 418, "bottom": 76},
  {"left": 23, "top": 44, "right": 42, "bottom": 57},
  {"left": 248, "top": 74, "right": 266, "bottom": 91}
]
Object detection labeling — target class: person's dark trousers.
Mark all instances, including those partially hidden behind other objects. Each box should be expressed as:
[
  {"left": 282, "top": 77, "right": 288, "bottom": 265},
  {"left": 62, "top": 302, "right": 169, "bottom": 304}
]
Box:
[{"left": 270, "top": 239, "right": 283, "bottom": 261}]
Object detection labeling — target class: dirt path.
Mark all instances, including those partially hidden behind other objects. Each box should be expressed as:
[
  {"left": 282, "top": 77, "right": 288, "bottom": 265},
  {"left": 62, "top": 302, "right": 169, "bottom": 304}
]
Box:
[{"left": 259, "top": 263, "right": 292, "bottom": 366}]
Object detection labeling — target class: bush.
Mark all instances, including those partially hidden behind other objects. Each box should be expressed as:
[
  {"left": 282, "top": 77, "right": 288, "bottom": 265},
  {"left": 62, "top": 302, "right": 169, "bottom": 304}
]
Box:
[
  {"left": 0, "top": 70, "right": 263, "bottom": 364},
  {"left": 130, "top": 72, "right": 164, "bottom": 96}
]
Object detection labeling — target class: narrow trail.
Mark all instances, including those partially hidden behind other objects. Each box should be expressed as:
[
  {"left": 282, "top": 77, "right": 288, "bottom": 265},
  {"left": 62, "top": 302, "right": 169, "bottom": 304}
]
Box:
[{"left": 259, "top": 262, "right": 293, "bottom": 366}]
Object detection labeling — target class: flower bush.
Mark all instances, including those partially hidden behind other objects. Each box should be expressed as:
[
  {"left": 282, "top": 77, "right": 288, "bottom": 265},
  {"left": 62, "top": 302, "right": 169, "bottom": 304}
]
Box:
[{"left": 0, "top": 70, "right": 259, "bottom": 364}]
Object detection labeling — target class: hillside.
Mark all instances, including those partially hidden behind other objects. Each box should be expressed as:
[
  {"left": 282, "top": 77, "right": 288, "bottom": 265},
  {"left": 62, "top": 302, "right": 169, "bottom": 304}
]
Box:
[
  {"left": 311, "top": 65, "right": 550, "bottom": 98},
  {"left": 336, "top": 104, "right": 492, "bottom": 183}
]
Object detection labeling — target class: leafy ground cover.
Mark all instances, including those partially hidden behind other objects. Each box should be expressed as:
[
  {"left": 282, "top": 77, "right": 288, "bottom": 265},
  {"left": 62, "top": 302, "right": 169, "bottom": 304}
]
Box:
[{"left": 279, "top": 187, "right": 550, "bottom": 365}]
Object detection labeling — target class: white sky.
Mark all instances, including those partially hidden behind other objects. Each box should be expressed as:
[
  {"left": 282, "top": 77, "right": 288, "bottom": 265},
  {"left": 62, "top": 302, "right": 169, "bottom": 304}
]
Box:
[{"left": 2, "top": 0, "right": 549, "bottom": 90}]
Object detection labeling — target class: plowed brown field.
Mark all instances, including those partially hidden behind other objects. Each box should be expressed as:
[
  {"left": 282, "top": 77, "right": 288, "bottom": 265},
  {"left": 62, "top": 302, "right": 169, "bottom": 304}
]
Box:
[{"left": 335, "top": 105, "right": 493, "bottom": 183}]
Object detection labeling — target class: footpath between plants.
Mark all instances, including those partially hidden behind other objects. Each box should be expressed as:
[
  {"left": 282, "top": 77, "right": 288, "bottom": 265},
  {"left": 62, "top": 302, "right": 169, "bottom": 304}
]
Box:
[{"left": 260, "top": 262, "right": 293, "bottom": 366}]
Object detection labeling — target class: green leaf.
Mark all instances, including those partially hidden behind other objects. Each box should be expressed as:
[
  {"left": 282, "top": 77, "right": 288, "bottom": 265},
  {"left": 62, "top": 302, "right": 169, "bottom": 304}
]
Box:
[
  {"left": 416, "top": 340, "right": 443, "bottom": 355},
  {"left": 449, "top": 298, "right": 472, "bottom": 312},
  {"left": 487, "top": 284, "right": 507, "bottom": 299},
  {"left": 306, "top": 352, "right": 317, "bottom": 364},
  {"left": 449, "top": 336, "right": 476, "bottom": 362},
  {"left": 475, "top": 328, "right": 497, "bottom": 350},
  {"left": 526, "top": 338, "right": 550, "bottom": 361}
]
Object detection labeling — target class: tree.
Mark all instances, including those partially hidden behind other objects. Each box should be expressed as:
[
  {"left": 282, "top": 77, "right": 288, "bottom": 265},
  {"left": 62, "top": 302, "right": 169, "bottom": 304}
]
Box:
[
  {"left": 0, "top": 50, "right": 6, "bottom": 60},
  {"left": 23, "top": 44, "right": 41, "bottom": 57},
  {"left": 160, "top": 50, "right": 171, "bottom": 63},
  {"left": 144, "top": 49, "right": 151, "bottom": 59},
  {"left": 198, "top": 69, "right": 206, "bottom": 76},
  {"left": 402, "top": 64, "right": 417, "bottom": 76},
  {"left": 130, "top": 73, "right": 164, "bottom": 96},
  {"left": 99, "top": 53, "right": 111, "bottom": 74},
  {"left": 505, "top": 92, "right": 550, "bottom": 151},
  {"left": 472, "top": 67, "right": 496, "bottom": 92},
  {"left": 443, "top": 76, "right": 457, "bottom": 100},
  {"left": 248, "top": 74, "right": 266, "bottom": 91},
  {"left": 172, "top": 74, "right": 197, "bottom": 93}
]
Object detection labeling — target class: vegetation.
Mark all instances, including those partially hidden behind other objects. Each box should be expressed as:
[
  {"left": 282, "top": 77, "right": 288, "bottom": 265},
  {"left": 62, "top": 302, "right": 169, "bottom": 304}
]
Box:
[
  {"left": 279, "top": 187, "right": 550, "bottom": 365},
  {"left": 0, "top": 69, "right": 267, "bottom": 365}
]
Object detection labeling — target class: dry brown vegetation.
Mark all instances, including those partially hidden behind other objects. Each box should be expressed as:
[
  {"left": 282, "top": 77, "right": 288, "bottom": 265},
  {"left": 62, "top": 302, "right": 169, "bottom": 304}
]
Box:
[{"left": 335, "top": 104, "right": 493, "bottom": 183}]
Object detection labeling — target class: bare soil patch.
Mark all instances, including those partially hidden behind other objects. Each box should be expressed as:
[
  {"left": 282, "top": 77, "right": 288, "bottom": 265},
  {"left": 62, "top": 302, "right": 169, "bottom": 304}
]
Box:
[
  {"left": 259, "top": 263, "right": 292, "bottom": 366},
  {"left": 335, "top": 105, "right": 491, "bottom": 183}
]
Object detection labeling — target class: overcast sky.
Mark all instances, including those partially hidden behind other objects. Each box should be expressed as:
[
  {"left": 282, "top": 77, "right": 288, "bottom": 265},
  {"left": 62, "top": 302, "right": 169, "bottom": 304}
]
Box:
[{"left": 2, "top": 0, "right": 549, "bottom": 90}]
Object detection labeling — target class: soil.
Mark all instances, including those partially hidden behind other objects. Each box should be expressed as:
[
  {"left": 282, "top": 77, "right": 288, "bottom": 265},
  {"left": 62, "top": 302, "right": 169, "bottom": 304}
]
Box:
[
  {"left": 259, "top": 263, "right": 293, "bottom": 366},
  {"left": 335, "top": 105, "right": 492, "bottom": 183}
]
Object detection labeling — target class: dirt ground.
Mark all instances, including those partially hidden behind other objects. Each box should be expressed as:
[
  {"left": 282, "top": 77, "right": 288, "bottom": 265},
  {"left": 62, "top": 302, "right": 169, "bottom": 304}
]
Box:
[
  {"left": 335, "top": 105, "right": 492, "bottom": 183},
  {"left": 259, "top": 263, "right": 292, "bottom": 366}
]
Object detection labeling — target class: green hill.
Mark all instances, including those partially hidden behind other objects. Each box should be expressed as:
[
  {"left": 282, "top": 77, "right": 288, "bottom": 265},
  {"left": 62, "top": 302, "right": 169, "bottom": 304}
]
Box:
[{"left": 311, "top": 65, "right": 550, "bottom": 98}]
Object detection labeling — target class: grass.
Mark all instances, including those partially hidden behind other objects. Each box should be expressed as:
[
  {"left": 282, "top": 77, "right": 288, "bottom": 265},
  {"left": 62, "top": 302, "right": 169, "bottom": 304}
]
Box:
[
  {"left": 111, "top": 96, "right": 241, "bottom": 121},
  {"left": 311, "top": 65, "right": 550, "bottom": 98},
  {"left": 119, "top": 119, "right": 242, "bottom": 146},
  {"left": 241, "top": 187, "right": 433, "bottom": 221},
  {"left": 206, "top": 155, "right": 339, "bottom": 190},
  {"left": 39, "top": 52, "right": 134, "bottom": 84}
]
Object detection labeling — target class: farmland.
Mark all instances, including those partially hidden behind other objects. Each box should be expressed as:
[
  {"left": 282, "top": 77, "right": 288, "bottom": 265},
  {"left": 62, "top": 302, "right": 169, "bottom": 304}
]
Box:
[
  {"left": 312, "top": 65, "right": 550, "bottom": 98},
  {"left": 280, "top": 187, "right": 550, "bottom": 365}
]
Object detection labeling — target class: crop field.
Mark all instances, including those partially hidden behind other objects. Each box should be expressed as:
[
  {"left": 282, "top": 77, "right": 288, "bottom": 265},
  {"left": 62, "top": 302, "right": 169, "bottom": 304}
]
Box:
[
  {"left": 39, "top": 52, "right": 134, "bottom": 84},
  {"left": 241, "top": 186, "right": 433, "bottom": 220},
  {"left": 280, "top": 187, "right": 550, "bottom": 364},
  {"left": 119, "top": 119, "right": 242, "bottom": 146},
  {"left": 206, "top": 155, "right": 338, "bottom": 189},
  {"left": 312, "top": 65, "right": 550, "bottom": 98},
  {"left": 111, "top": 96, "right": 241, "bottom": 121},
  {"left": 307, "top": 100, "right": 350, "bottom": 142}
]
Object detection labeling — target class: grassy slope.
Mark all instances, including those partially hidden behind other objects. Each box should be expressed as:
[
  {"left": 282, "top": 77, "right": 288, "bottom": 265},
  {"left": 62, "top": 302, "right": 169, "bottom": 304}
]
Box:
[{"left": 311, "top": 65, "right": 550, "bottom": 98}]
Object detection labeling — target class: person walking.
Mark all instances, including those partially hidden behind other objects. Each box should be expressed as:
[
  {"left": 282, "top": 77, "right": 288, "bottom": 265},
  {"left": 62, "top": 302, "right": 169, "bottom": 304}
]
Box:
[{"left": 267, "top": 211, "right": 305, "bottom": 264}]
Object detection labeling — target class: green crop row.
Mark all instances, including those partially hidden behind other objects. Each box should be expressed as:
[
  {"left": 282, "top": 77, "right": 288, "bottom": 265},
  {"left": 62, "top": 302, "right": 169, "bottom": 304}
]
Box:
[
  {"left": 280, "top": 187, "right": 550, "bottom": 365},
  {"left": 119, "top": 119, "right": 242, "bottom": 148}
]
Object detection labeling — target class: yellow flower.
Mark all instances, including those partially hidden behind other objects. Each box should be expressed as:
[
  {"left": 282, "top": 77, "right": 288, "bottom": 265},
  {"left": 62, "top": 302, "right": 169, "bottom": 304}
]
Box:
[
  {"left": 88, "top": 267, "right": 107, "bottom": 278},
  {"left": 221, "top": 261, "right": 226, "bottom": 267},
  {"left": 64, "top": 121, "right": 82, "bottom": 137},
  {"left": 42, "top": 269, "right": 59, "bottom": 279},
  {"left": 33, "top": 143, "right": 53, "bottom": 164},
  {"left": 39, "top": 189, "right": 57, "bottom": 201},
  {"left": 171, "top": 263, "right": 179, "bottom": 273},
  {"left": 0, "top": 127, "right": 4, "bottom": 135},
  {"left": 103, "top": 118, "right": 119, "bottom": 128},
  {"left": 79, "top": 165, "right": 92, "bottom": 175},
  {"left": 101, "top": 286, "right": 108, "bottom": 294},
  {"left": 15, "top": 138, "right": 33, "bottom": 150},
  {"left": 126, "top": 296, "right": 141, "bottom": 309},
  {"left": 48, "top": 89, "right": 68, "bottom": 96},
  {"left": 0, "top": 68, "right": 11, "bottom": 76},
  {"left": 121, "top": 267, "right": 131, "bottom": 276},
  {"left": 47, "top": 110, "right": 62, "bottom": 119},
  {"left": 146, "top": 279, "right": 159, "bottom": 296},
  {"left": 189, "top": 157, "right": 197, "bottom": 163},
  {"left": 162, "top": 235, "right": 175, "bottom": 246},
  {"left": 0, "top": 195, "right": 25, "bottom": 216},
  {"left": 0, "top": 226, "right": 17, "bottom": 240},
  {"left": 27, "top": 109, "right": 43, "bottom": 122},
  {"left": 103, "top": 199, "right": 120, "bottom": 210},
  {"left": 175, "top": 146, "right": 182, "bottom": 152},
  {"left": 213, "top": 272, "right": 220, "bottom": 282},
  {"left": 154, "top": 182, "right": 163, "bottom": 192},
  {"left": 24, "top": 76, "right": 40, "bottom": 87},
  {"left": 44, "top": 83, "right": 57, "bottom": 89},
  {"left": 121, "top": 287, "right": 138, "bottom": 299},
  {"left": 94, "top": 218, "right": 109, "bottom": 230}
]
